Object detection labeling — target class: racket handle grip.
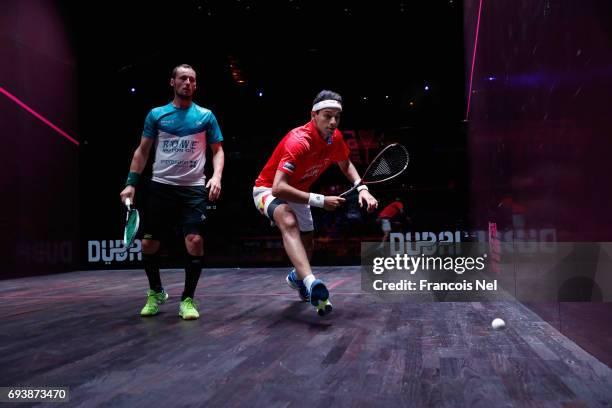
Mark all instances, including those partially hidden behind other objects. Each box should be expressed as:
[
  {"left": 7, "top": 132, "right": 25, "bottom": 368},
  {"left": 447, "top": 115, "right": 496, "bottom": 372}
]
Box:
[
  {"left": 125, "top": 198, "right": 131, "bottom": 209},
  {"left": 339, "top": 178, "right": 362, "bottom": 197},
  {"left": 339, "top": 188, "right": 353, "bottom": 198}
]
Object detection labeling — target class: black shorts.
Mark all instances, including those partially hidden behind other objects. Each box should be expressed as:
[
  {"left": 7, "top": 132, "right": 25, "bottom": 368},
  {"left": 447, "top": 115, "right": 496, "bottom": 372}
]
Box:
[{"left": 141, "top": 181, "right": 208, "bottom": 241}]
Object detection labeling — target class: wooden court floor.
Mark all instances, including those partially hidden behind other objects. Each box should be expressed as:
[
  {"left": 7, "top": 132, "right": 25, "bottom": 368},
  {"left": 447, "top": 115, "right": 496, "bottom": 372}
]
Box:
[{"left": 1, "top": 267, "right": 611, "bottom": 407}]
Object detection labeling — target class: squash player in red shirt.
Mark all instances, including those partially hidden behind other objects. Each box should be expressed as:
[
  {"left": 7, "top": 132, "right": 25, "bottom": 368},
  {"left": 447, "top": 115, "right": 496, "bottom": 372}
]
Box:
[
  {"left": 377, "top": 198, "right": 405, "bottom": 245},
  {"left": 253, "top": 90, "right": 378, "bottom": 316}
]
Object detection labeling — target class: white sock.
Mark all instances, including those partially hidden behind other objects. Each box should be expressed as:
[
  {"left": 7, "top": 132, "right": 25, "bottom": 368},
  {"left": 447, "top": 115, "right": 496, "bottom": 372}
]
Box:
[{"left": 303, "top": 274, "right": 316, "bottom": 291}]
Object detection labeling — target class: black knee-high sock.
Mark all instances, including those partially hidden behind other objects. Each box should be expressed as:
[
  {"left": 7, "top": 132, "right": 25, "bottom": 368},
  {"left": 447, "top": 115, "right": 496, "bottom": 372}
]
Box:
[
  {"left": 182, "top": 255, "right": 203, "bottom": 300},
  {"left": 143, "top": 252, "right": 163, "bottom": 293}
]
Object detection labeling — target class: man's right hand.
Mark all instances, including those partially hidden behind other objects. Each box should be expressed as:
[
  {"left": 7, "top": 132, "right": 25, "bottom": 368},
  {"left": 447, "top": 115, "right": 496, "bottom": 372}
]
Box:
[
  {"left": 120, "top": 186, "right": 136, "bottom": 205},
  {"left": 324, "top": 196, "right": 346, "bottom": 211}
]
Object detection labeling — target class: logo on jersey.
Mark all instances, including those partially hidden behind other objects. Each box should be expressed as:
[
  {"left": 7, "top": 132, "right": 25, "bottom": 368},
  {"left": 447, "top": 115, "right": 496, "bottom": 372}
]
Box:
[
  {"left": 300, "top": 164, "right": 324, "bottom": 180},
  {"left": 282, "top": 162, "right": 296, "bottom": 172}
]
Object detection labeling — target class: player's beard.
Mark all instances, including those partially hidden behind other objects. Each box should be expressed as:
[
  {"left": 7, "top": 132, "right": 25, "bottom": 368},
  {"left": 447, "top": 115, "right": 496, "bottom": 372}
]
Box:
[{"left": 176, "top": 89, "right": 193, "bottom": 100}]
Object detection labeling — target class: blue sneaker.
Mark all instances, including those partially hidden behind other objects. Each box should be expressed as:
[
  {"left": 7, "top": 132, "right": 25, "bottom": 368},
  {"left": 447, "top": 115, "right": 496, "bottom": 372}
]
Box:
[
  {"left": 286, "top": 269, "right": 309, "bottom": 302},
  {"left": 308, "top": 279, "right": 333, "bottom": 316}
]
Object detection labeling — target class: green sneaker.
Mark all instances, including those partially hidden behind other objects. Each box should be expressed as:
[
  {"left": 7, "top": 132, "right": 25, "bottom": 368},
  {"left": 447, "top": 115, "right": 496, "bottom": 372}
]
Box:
[
  {"left": 179, "top": 297, "right": 200, "bottom": 320},
  {"left": 140, "top": 289, "right": 168, "bottom": 316}
]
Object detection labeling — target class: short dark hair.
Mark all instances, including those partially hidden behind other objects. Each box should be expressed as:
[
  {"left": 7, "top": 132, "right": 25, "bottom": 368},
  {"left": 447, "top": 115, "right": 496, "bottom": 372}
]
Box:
[
  {"left": 313, "top": 90, "right": 343, "bottom": 107},
  {"left": 171, "top": 64, "right": 195, "bottom": 79}
]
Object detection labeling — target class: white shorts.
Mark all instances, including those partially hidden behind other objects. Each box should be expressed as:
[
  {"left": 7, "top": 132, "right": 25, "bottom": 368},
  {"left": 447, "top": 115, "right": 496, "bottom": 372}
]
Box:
[
  {"left": 252, "top": 187, "right": 314, "bottom": 232},
  {"left": 380, "top": 218, "right": 392, "bottom": 233}
]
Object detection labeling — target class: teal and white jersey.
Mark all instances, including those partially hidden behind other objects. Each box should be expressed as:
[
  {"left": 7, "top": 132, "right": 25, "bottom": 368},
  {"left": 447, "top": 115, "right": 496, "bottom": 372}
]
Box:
[{"left": 142, "top": 102, "right": 223, "bottom": 186}]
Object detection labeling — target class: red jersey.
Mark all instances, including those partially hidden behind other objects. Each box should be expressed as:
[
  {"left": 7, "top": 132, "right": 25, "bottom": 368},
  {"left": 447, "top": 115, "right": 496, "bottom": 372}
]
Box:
[
  {"left": 255, "top": 121, "right": 350, "bottom": 192},
  {"left": 378, "top": 201, "right": 404, "bottom": 219}
]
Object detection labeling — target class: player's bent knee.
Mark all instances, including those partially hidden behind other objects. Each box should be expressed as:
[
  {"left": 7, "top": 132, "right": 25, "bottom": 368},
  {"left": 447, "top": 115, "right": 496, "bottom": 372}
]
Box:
[
  {"left": 142, "top": 239, "right": 160, "bottom": 254},
  {"left": 185, "top": 234, "right": 203, "bottom": 245},
  {"left": 185, "top": 234, "right": 204, "bottom": 256},
  {"left": 279, "top": 213, "right": 298, "bottom": 231},
  {"left": 273, "top": 205, "right": 297, "bottom": 230}
]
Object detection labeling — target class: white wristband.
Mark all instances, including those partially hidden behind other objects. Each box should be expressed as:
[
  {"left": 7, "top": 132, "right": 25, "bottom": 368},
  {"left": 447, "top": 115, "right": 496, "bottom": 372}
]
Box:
[
  {"left": 357, "top": 185, "right": 369, "bottom": 192},
  {"left": 353, "top": 178, "right": 362, "bottom": 187},
  {"left": 308, "top": 193, "right": 325, "bottom": 208}
]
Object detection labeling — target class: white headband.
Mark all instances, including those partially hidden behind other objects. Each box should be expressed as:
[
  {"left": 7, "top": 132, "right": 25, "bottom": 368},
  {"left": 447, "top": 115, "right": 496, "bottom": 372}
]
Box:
[{"left": 312, "top": 99, "right": 342, "bottom": 112}]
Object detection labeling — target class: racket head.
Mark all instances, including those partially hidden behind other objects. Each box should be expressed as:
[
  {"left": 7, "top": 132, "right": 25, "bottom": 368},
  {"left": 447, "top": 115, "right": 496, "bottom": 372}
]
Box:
[
  {"left": 123, "top": 208, "right": 140, "bottom": 249},
  {"left": 338, "top": 143, "right": 409, "bottom": 197},
  {"left": 361, "top": 143, "right": 409, "bottom": 184}
]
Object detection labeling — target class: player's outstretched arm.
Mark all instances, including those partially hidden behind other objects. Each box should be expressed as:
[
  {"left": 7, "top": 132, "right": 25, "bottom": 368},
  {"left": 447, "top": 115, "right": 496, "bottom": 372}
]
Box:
[{"left": 272, "top": 171, "right": 345, "bottom": 211}]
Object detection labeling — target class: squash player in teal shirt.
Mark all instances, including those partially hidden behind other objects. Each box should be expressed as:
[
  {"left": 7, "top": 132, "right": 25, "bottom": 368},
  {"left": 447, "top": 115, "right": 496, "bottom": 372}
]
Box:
[{"left": 120, "top": 64, "right": 225, "bottom": 320}]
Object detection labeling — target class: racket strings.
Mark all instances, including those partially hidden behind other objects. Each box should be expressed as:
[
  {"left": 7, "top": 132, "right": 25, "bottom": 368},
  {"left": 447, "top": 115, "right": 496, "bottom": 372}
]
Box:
[
  {"left": 371, "top": 158, "right": 392, "bottom": 177},
  {"left": 363, "top": 145, "right": 409, "bottom": 183},
  {"left": 126, "top": 213, "right": 138, "bottom": 231},
  {"left": 124, "top": 211, "right": 139, "bottom": 246}
]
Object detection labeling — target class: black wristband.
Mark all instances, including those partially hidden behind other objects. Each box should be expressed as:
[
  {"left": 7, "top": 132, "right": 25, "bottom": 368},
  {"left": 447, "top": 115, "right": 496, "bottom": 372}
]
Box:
[{"left": 126, "top": 171, "right": 140, "bottom": 186}]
